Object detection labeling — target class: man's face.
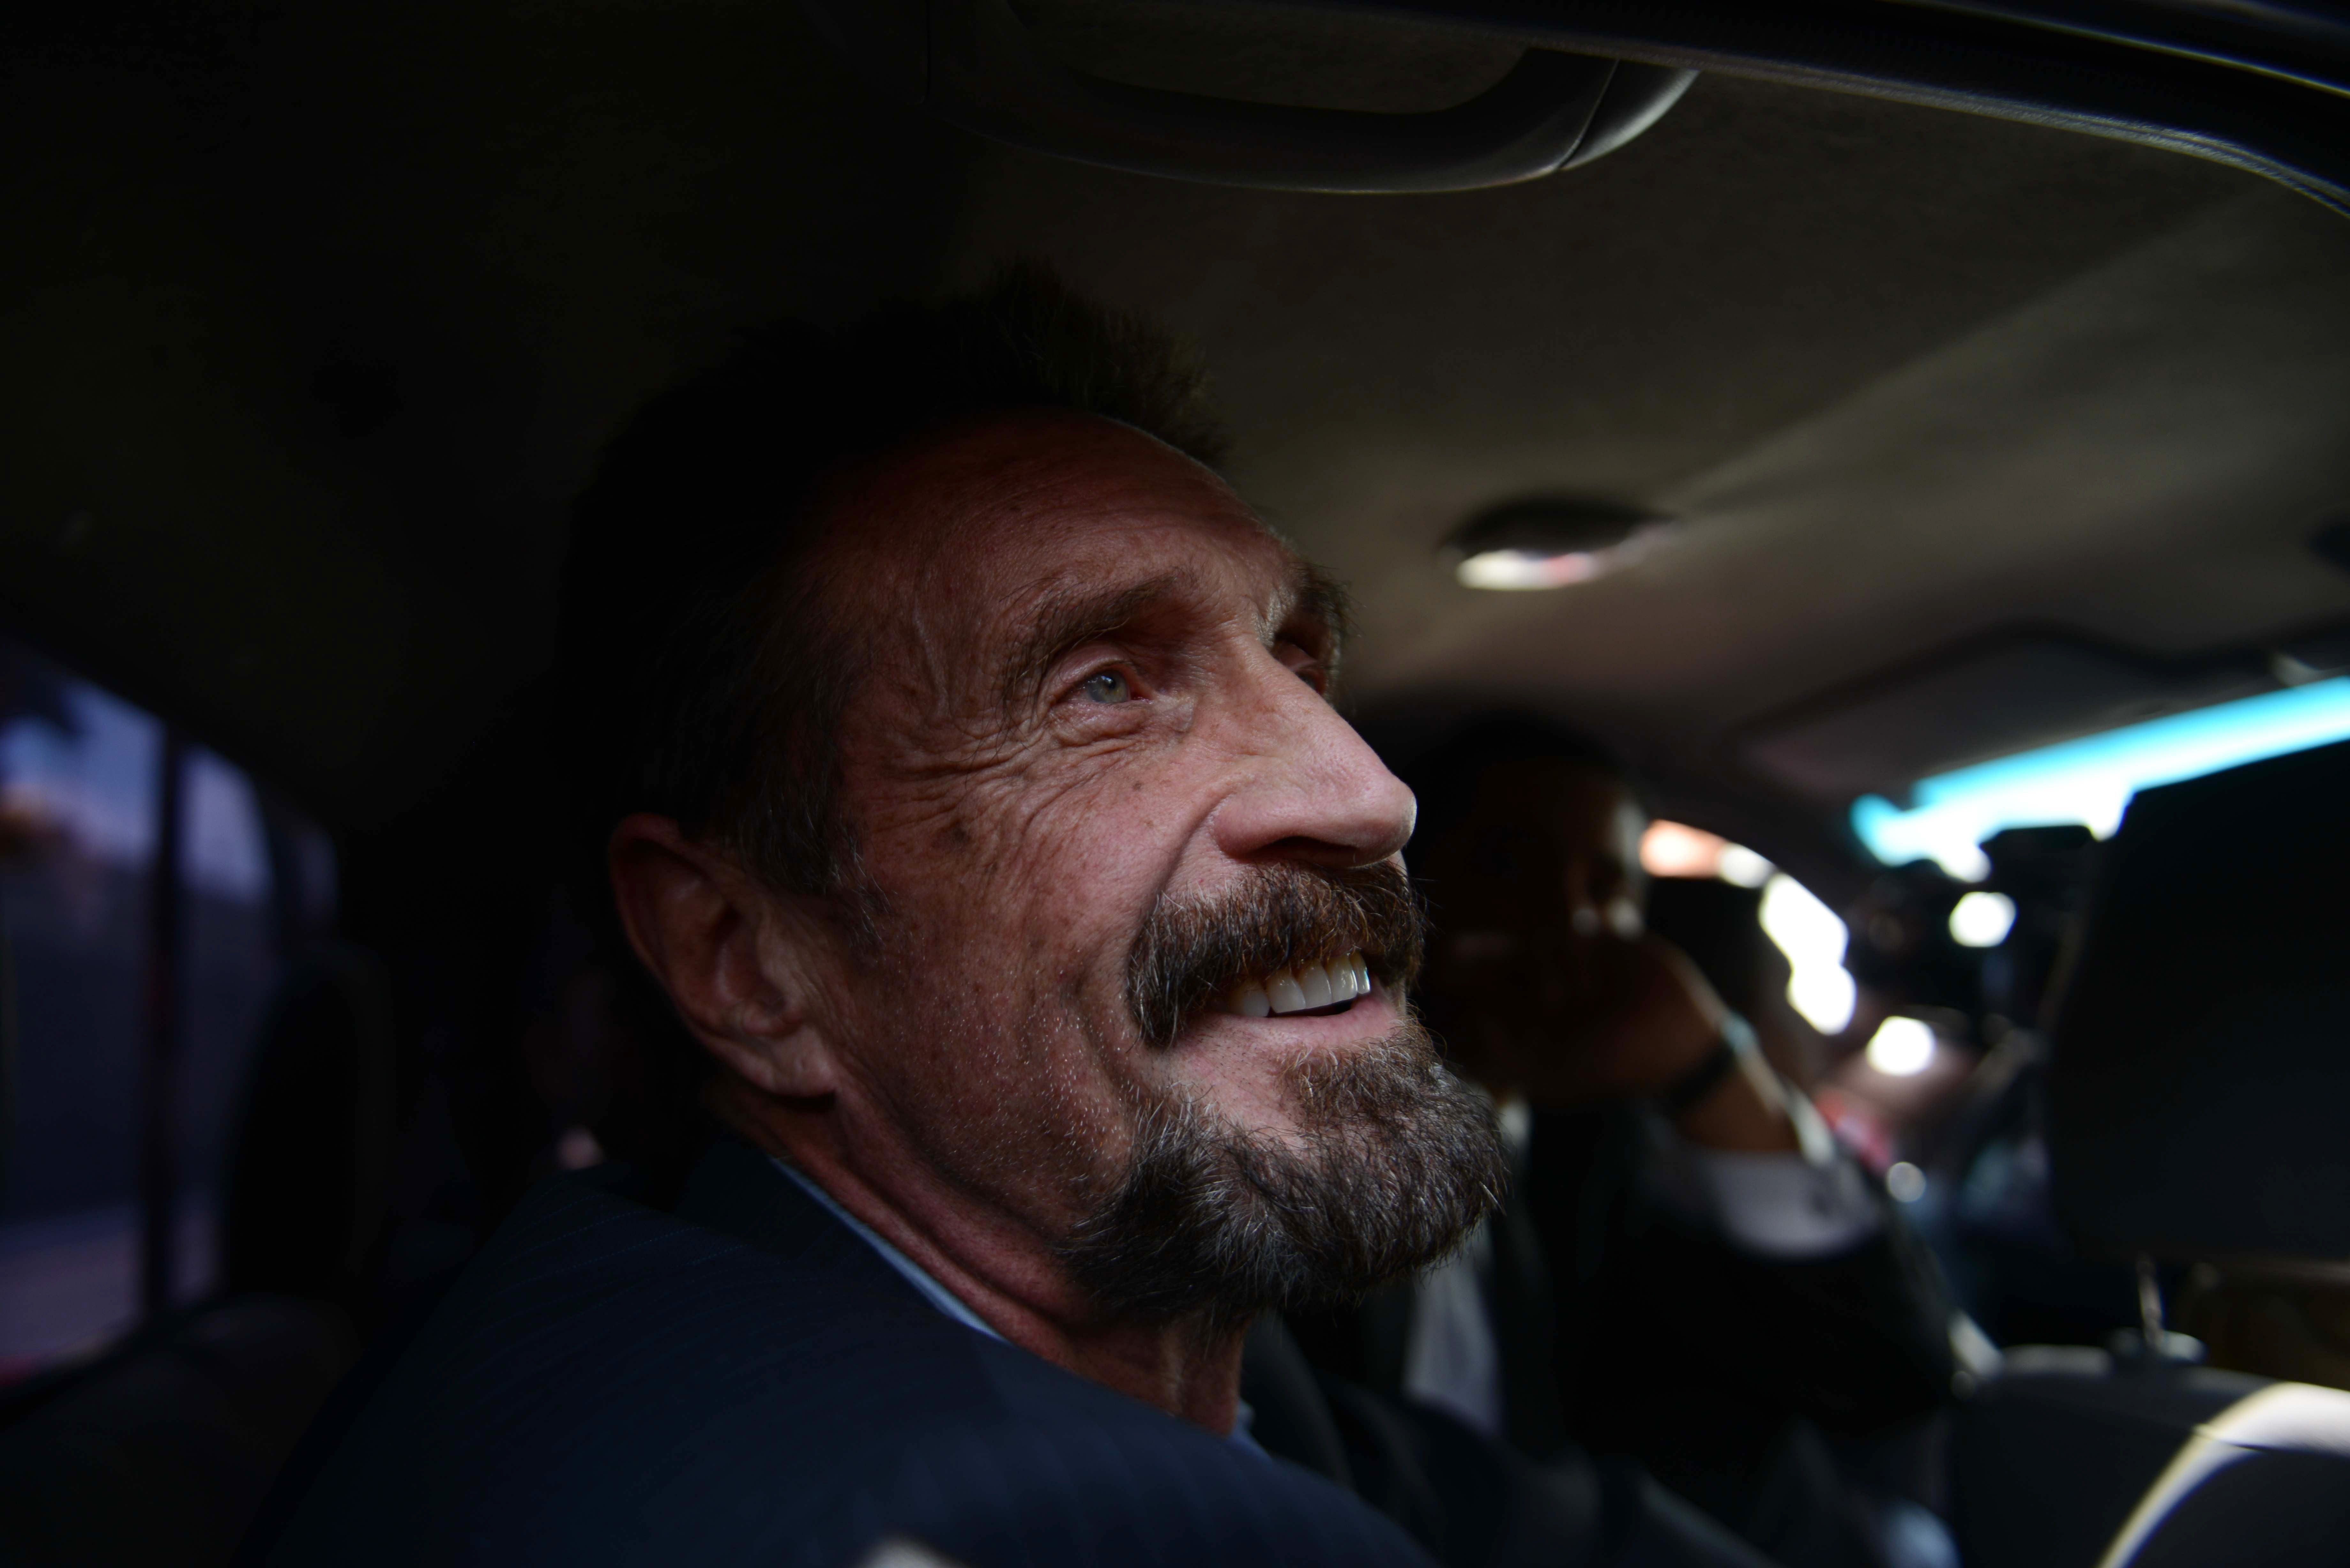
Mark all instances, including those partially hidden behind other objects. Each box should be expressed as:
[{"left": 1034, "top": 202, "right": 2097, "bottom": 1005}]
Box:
[
  {"left": 801, "top": 411, "right": 1498, "bottom": 1322},
  {"left": 1432, "top": 759, "right": 1650, "bottom": 942}
]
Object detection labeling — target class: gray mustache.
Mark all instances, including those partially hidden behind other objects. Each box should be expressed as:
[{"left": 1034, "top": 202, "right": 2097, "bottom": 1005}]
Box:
[{"left": 1126, "top": 862, "right": 1426, "bottom": 1048}]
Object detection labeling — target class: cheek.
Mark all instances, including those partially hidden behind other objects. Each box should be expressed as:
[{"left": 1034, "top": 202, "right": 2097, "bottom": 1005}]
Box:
[
  {"left": 923, "top": 747, "right": 1183, "bottom": 929},
  {"left": 846, "top": 785, "right": 1159, "bottom": 1083},
  {"left": 843, "top": 976, "right": 1138, "bottom": 1210}
]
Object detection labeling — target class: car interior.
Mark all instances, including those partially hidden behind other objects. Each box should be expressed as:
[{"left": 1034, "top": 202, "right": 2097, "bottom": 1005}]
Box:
[{"left": 4, "top": 2, "right": 2350, "bottom": 1564}]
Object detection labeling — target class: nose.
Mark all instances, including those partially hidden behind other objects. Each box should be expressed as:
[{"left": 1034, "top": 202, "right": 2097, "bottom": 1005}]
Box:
[{"left": 1210, "top": 655, "right": 1417, "bottom": 870}]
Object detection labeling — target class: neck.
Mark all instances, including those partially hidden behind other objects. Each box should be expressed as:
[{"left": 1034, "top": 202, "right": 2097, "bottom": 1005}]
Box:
[{"left": 715, "top": 1087, "right": 1250, "bottom": 1435}]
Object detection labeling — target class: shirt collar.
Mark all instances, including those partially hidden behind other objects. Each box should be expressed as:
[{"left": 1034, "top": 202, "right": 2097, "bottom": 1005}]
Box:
[
  {"left": 768, "top": 1157, "right": 1265, "bottom": 1456},
  {"left": 769, "top": 1157, "right": 1005, "bottom": 1342}
]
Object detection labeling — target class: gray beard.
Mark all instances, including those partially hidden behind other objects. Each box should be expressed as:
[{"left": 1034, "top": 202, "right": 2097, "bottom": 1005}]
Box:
[{"left": 1055, "top": 1021, "right": 1508, "bottom": 1334}]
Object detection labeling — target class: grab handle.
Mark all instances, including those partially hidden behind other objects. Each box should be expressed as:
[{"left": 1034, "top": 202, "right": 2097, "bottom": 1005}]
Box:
[{"left": 800, "top": 0, "right": 1694, "bottom": 192}]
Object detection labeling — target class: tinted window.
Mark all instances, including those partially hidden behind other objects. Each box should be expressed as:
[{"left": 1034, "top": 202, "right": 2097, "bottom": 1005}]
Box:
[{"left": 0, "top": 635, "right": 329, "bottom": 1380}]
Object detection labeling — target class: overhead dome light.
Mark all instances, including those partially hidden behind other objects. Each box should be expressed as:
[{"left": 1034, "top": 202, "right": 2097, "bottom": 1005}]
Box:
[
  {"left": 1457, "top": 549, "right": 1606, "bottom": 590},
  {"left": 1446, "top": 498, "right": 1674, "bottom": 592}
]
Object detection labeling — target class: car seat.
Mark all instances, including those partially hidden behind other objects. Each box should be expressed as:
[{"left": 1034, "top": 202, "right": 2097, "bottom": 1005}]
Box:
[{"left": 1950, "top": 738, "right": 2350, "bottom": 1567}]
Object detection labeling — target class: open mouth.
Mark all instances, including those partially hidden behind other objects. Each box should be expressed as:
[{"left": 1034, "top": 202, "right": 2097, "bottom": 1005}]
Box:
[{"left": 1218, "top": 950, "right": 1372, "bottom": 1018}]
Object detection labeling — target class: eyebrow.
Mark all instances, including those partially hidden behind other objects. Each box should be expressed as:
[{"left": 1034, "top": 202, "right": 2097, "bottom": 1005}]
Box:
[
  {"left": 1285, "top": 562, "right": 1354, "bottom": 669},
  {"left": 998, "top": 572, "right": 1188, "bottom": 712}
]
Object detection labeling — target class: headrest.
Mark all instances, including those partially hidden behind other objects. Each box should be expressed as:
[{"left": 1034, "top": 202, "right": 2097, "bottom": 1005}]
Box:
[{"left": 2051, "top": 738, "right": 2350, "bottom": 1261}]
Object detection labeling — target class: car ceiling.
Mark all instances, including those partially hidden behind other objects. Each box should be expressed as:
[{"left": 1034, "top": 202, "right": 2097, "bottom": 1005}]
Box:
[{"left": 4, "top": 4, "right": 2346, "bottom": 883}]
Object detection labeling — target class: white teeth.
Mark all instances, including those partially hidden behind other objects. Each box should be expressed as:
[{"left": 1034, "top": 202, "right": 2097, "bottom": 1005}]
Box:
[
  {"left": 1225, "top": 950, "right": 1374, "bottom": 1016},
  {"left": 1265, "top": 968, "right": 1309, "bottom": 1013}
]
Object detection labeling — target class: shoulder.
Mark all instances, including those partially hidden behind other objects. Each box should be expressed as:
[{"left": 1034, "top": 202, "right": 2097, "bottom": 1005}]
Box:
[
  {"left": 826, "top": 1339, "right": 1428, "bottom": 1567},
  {"left": 268, "top": 1166, "right": 1428, "bottom": 1568}
]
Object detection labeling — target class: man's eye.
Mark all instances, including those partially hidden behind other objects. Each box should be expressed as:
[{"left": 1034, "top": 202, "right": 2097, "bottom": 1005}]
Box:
[
  {"left": 1080, "top": 669, "right": 1133, "bottom": 704},
  {"left": 1278, "top": 641, "right": 1329, "bottom": 693}
]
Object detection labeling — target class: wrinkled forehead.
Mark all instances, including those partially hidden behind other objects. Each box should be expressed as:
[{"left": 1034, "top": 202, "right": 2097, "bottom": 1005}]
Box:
[{"left": 822, "top": 412, "right": 1322, "bottom": 703}]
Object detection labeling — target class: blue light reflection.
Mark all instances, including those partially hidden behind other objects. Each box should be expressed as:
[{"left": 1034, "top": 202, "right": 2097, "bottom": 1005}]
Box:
[{"left": 1852, "top": 676, "right": 2350, "bottom": 878}]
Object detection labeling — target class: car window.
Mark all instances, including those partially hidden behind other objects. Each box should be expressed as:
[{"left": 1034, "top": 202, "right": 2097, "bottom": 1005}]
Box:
[
  {"left": 1854, "top": 673, "right": 2350, "bottom": 879},
  {"left": 0, "top": 631, "right": 331, "bottom": 1381}
]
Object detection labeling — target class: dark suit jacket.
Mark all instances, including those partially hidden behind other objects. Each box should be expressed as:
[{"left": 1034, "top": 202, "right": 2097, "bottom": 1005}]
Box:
[
  {"left": 1530, "top": 1106, "right": 1953, "bottom": 1568},
  {"left": 1523, "top": 1106, "right": 1952, "bottom": 1439},
  {"left": 258, "top": 1139, "right": 1433, "bottom": 1567},
  {"left": 1287, "top": 1167, "right": 1567, "bottom": 1458},
  {"left": 1292, "top": 1107, "right": 1954, "bottom": 1568}
]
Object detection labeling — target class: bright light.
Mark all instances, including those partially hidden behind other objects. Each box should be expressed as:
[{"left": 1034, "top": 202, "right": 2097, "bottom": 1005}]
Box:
[
  {"left": 1641, "top": 819, "right": 1728, "bottom": 878},
  {"left": 1454, "top": 522, "right": 1674, "bottom": 591},
  {"left": 1455, "top": 548, "right": 1605, "bottom": 590},
  {"left": 1852, "top": 677, "right": 2350, "bottom": 878},
  {"left": 1759, "top": 873, "right": 1855, "bottom": 1033},
  {"left": 1640, "top": 820, "right": 1778, "bottom": 888},
  {"left": 1886, "top": 1161, "right": 1927, "bottom": 1202},
  {"left": 1948, "top": 890, "right": 2017, "bottom": 948},
  {"left": 1866, "top": 1016, "right": 1937, "bottom": 1077}
]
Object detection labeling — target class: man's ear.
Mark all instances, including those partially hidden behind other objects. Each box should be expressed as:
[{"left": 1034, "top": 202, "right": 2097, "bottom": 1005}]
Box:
[{"left": 606, "top": 813, "right": 839, "bottom": 1099}]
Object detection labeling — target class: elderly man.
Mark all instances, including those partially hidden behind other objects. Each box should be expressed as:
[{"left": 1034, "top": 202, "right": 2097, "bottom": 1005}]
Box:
[{"left": 258, "top": 271, "right": 1767, "bottom": 1567}]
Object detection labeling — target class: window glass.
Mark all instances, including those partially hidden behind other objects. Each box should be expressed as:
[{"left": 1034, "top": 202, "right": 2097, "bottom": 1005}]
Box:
[
  {"left": 0, "top": 635, "right": 320, "bottom": 1381},
  {"left": 176, "top": 748, "right": 280, "bottom": 1308},
  {"left": 1640, "top": 819, "right": 1855, "bottom": 1034},
  {"left": 1852, "top": 676, "right": 2350, "bottom": 879},
  {"left": 0, "top": 652, "right": 154, "bottom": 1377}
]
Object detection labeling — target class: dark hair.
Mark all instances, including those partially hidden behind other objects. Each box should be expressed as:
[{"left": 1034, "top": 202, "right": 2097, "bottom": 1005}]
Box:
[
  {"left": 1399, "top": 712, "right": 1647, "bottom": 868},
  {"left": 558, "top": 265, "right": 1228, "bottom": 1169},
  {"left": 560, "top": 262, "right": 1228, "bottom": 906}
]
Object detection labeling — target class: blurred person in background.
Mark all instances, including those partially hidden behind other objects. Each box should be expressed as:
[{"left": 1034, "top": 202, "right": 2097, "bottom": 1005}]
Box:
[
  {"left": 1291, "top": 717, "right": 1959, "bottom": 1568},
  {"left": 1880, "top": 827, "right": 2163, "bottom": 1353}
]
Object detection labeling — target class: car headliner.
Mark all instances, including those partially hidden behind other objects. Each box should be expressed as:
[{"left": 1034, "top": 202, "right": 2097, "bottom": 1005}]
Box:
[{"left": 3, "top": 5, "right": 2345, "bottom": 890}]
